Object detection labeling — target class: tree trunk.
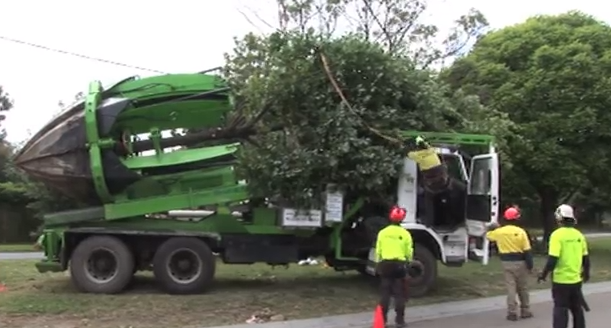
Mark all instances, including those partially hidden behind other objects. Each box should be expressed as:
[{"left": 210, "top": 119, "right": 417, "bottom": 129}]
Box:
[{"left": 538, "top": 187, "right": 558, "bottom": 248}]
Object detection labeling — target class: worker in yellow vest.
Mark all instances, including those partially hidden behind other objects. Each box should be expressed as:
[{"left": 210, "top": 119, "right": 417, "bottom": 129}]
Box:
[
  {"left": 406, "top": 136, "right": 448, "bottom": 193},
  {"left": 376, "top": 206, "right": 413, "bottom": 328},
  {"left": 537, "top": 204, "right": 589, "bottom": 328},
  {"left": 486, "top": 206, "right": 534, "bottom": 321}
]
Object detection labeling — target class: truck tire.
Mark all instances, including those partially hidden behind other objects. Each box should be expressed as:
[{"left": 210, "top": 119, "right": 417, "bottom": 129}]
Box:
[
  {"left": 153, "top": 237, "right": 216, "bottom": 294},
  {"left": 69, "top": 235, "right": 135, "bottom": 294},
  {"left": 408, "top": 244, "right": 437, "bottom": 298}
]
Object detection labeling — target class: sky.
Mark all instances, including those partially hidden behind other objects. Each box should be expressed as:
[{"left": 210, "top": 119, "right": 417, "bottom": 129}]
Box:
[{"left": 0, "top": 0, "right": 607, "bottom": 144}]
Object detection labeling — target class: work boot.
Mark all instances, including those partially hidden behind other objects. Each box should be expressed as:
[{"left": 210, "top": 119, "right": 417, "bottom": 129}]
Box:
[
  {"left": 395, "top": 311, "right": 406, "bottom": 328},
  {"left": 506, "top": 313, "right": 518, "bottom": 321},
  {"left": 520, "top": 309, "right": 533, "bottom": 319}
]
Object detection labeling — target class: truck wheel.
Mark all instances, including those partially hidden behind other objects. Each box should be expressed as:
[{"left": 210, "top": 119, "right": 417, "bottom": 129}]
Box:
[
  {"left": 153, "top": 237, "right": 216, "bottom": 294},
  {"left": 69, "top": 235, "right": 135, "bottom": 294},
  {"left": 408, "top": 244, "right": 437, "bottom": 298}
]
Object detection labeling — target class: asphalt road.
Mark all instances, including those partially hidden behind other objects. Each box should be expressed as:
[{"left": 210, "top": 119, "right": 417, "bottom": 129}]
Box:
[
  {"left": 0, "top": 251, "right": 44, "bottom": 260},
  {"left": 411, "top": 291, "right": 611, "bottom": 328},
  {"left": 2, "top": 232, "right": 610, "bottom": 261},
  {"left": 207, "top": 281, "right": 611, "bottom": 328}
]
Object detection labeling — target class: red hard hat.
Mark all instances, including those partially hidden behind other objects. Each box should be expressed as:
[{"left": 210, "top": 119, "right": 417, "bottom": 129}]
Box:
[
  {"left": 504, "top": 207, "right": 520, "bottom": 220},
  {"left": 389, "top": 206, "right": 407, "bottom": 222}
]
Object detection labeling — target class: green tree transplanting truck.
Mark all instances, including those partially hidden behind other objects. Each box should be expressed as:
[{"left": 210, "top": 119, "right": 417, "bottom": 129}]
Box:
[{"left": 15, "top": 72, "right": 499, "bottom": 297}]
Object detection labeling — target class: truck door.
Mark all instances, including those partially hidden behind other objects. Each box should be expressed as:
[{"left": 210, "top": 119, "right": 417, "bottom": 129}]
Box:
[{"left": 465, "top": 153, "right": 499, "bottom": 265}]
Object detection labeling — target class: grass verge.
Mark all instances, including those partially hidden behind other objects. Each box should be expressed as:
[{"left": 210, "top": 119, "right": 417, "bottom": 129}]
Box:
[
  {"left": 2, "top": 238, "right": 611, "bottom": 328},
  {"left": 0, "top": 243, "right": 35, "bottom": 253}
]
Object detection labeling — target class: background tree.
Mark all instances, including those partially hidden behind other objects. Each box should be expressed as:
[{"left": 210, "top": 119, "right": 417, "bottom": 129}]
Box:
[
  {"left": 0, "top": 86, "right": 41, "bottom": 242},
  {"left": 443, "top": 11, "right": 611, "bottom": 239},
  {"left": 0, "top": 87, "right": 23, "bottom": 194},
  {"left": 0, "top": 86, "right": 14, "bottom": 183},
  {"left": 0, "top": 86, "right": 11, "bottom": 141}
]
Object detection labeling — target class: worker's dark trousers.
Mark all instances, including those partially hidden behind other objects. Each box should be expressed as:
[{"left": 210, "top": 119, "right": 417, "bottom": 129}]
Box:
[
  {"left": 378, "top": 260, "right": 407, "bottom": 324},
  {"left": 552, "top": 282, "right": 585, "bottom": 328}
]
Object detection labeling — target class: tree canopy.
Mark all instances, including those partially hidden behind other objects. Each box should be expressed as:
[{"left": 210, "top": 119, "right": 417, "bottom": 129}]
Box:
[
  {"left": 0, "top": 86, "right": 26, "bottom": 204},
  {"left": 443, "top": 11, "right": 611, "bottom": 235},
  {"left": 224, "top": 0, "right": 508, "bottom": 206}
]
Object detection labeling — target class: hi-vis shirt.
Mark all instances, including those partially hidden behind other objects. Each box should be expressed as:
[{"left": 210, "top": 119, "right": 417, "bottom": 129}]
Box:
[
  {"left": 407, "top": 148, "right": 441, "bottom": 171},
  {"left": 486, "top": 225, "right": 533, "bottom": 268},
  {"left": 549, "top": 227, "right": 589, "bottom": 284},
  {"left": 376, "top": 225, "right": 413, "bottom": 262}
]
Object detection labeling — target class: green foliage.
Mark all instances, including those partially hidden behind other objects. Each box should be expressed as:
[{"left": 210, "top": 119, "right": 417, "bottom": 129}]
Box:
[
  {"left": 0, "top": 89, "right": 29, "bottom": 204},
  {"left": 0, "top": 181, "right": 31, "bottom": 204},
  {"left": 224, "top": 30, "right": 505, "bottom": 206},
  {"left": 443, "top": 11, "right": 611, "bottom": 228},
  {"left": 0, "top": 86, "right": 12, "bottom": 140}
]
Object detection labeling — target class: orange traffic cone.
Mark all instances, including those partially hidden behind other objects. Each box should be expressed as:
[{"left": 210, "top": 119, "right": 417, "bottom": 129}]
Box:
[{"left": 373, "top": 305, "right": 385, "bottom": 328}]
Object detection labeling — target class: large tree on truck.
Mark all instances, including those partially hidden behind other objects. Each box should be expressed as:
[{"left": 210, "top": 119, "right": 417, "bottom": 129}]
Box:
[
  {"left": 442, "top": 11, "right": 611, "bottom": 241},
  {"left": 227, "top": 0, "right": 516, "bottom": 210}
]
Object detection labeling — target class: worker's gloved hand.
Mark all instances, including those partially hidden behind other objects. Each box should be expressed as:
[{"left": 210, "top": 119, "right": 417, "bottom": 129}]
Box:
[
  {"left": 537, "top": 273, "right": 546, "bottom": 283},
  {"left": 414, "top": 136, "right": 429, "bottom": 150},
  {"left": 582, "top": 271, "right": 590, "bottom": 283}
]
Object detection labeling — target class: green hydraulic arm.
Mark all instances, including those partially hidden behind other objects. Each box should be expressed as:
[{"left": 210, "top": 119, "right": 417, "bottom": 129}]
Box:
[
  {"left": 401, "top": 131, "right": 495, "bottom": 146},
  {"left": 84, "top": 81, "right": 114, "bottom": 203}
]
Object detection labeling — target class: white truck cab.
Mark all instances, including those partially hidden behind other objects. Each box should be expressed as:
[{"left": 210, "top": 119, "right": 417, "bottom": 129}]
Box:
[{"left": 365, "top": 133, "right": 499, "bottom": 295}]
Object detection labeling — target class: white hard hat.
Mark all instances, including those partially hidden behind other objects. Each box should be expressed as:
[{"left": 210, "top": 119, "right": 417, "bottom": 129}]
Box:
[{"left": 555, "top": 204, "right": 575, "bottom": 220}]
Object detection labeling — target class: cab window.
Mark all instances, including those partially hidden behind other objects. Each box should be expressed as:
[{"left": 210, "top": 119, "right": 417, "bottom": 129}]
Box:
[
  {"left": 469, "top": 158, "right": 491, "bottom": 195},
  {"left": 440, "top": 153, "right": 466, "bottom": 182}
]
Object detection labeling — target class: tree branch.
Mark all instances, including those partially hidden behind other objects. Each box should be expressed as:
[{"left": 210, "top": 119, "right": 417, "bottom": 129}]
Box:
[{"left": 317, "top": 49, "right": 402, "bottom": 145}]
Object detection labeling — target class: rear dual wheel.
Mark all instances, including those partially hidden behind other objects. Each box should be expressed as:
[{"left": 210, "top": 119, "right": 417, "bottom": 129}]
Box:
[
  {"left": 153, "top": 237, "right": 216, "bottom": 294},
  {"left": 408, "top": 245, "right": 437, "bottom": 297},
  {"left": 69, "top": 236, "right": 216, "bottom": 294},
  {"left": 70, "top": 236, "right": 135, "bottom": 294}
]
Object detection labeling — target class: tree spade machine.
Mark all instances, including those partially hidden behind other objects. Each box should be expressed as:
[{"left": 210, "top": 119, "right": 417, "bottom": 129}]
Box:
[{"left": 14, "top": 72, "right": 500, "bottom": 296}]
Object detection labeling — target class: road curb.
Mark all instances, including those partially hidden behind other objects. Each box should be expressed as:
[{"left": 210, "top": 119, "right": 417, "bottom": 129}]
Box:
[
  {"left": 0, "top": 252, "right": 43, "bottom": 260},
  {"left": 205, "top": 281, "right": 611, "bottom": 328}
]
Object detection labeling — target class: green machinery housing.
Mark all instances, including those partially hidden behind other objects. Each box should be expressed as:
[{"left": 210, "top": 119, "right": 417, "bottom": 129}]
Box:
[{"left": 15, "top": 72, "right": 495, "bottom": 295}]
